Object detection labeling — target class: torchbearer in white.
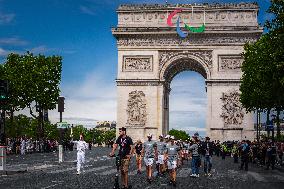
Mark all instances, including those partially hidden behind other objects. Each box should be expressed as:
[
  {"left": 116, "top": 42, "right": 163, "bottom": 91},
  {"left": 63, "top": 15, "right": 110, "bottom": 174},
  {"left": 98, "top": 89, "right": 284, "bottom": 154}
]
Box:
[{"left": 72, "top": 133, "right": 88, "bottom": 175}]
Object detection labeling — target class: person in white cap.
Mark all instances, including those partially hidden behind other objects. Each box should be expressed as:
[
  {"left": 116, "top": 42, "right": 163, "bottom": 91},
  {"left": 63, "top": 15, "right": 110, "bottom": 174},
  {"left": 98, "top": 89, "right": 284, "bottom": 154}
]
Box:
[
  {"left": 165, "top": 136, "right": 180, "bottom": 187},
  {"left": 155, "top": 135, "right": 167, "bottom": 176},
  {"left": 142, "top": 133, "right": 157, "bottom": 183},
  {"left": 72, "top": 133, "right": 88, "bottom": 175}
]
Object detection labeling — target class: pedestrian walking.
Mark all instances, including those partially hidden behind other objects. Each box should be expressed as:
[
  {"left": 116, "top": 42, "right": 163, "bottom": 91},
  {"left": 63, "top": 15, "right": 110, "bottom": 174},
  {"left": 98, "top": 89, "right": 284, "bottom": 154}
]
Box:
[
  {"left": 134, "top": 139, "right": 143, "bottom": 174},
  {"left": 142, "top": 134, "right": 157, "bottom": 183},
  {"left": 266, "top": 142, "right": 276, "bottom": 170},
  {"left": 201, "top": 137, "right": 213, "bottom": 176},
  {"left": 72, "top": 133, "right": 88, "bottom": 175},
  {"left": 109, "top": 127, "right": 133, "bottom": 189},
  {"left": 165, "top": 136, "right": 180, "bottom": 187},
  {"left": 155, "top": 135, "right": 167, "bottom": 176},
  {"left": 189, "top": 136, "right": 200, "bottom": 178},
  {"left": 20, "top": 137, "right": 26, "bottom": 155},
  {"left": 240, "top": 140, "right": 250, "bottom": 171}
]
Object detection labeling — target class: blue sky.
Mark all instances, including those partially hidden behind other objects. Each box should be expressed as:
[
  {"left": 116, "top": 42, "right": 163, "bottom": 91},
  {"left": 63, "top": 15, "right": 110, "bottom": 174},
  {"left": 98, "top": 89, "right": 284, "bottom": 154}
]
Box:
[{"left": 0, "top": 0, "right": 273, "bottom": 134}]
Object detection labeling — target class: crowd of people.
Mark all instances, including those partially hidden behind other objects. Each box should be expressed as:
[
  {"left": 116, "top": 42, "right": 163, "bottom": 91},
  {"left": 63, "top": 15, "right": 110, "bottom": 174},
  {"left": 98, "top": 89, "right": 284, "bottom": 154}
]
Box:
[
  {"left": 5, "top": 137, "right": 59, "bottom": 155},
  {"left": 5, "top": 130, "right": 284, "bottom": 189},
  {"left": 108, "top": 127, "right": 284, "bottom": 189}
]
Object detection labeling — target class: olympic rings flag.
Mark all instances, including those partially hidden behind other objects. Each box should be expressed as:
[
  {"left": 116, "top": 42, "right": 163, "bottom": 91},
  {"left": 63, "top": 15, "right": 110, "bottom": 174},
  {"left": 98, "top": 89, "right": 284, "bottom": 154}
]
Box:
[{"left": 167, "top": 8, "right": 206, "bottom": 38}]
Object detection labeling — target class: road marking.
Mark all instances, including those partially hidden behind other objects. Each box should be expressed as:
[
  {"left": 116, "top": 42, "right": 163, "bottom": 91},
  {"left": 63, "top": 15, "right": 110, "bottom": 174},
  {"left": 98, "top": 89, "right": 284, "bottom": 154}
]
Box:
[
  {"left": 247, "top": 171, "right": 267, "bottom": 182},
  {"left": 83, "top": 166, "right": 112, "bottom": 173},
  {"left": 47, "top": 164, "right": 92, "bottom": 173},
  {"left": 99, "top": 168, "right": 118, "bottom": 175},
  {"left": 177, "top": 168, "right": 191, "bottom": 177},
  {"left": 28, "top": 164, "right": 56, "bottom": 171},
  {"left": 273, "top": 175, "right": 284, "bottom": 181},
  {"left": 41, "top": 184, "right": 59, "bottom": 189}
]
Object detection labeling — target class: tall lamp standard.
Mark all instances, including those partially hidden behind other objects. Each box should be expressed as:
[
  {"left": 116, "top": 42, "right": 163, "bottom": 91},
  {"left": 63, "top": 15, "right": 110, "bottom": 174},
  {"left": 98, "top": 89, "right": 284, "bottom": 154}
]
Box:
[
  {"left": 58, "top": 96, "right": 65, "bottom": 162},
  {"left": 271, "top": 114, "right": 276, "bottom": 142}
]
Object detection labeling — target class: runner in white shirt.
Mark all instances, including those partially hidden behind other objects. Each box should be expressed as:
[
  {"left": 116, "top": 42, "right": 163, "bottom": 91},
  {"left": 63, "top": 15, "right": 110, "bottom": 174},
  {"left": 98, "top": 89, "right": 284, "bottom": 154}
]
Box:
[
  {"left": 155, "top": 135, "right": 166, "bottom": 176},
  {"left": 165, "top": 136, "right": 180, "bottom": 187},
  {"left": 72, "top": 133, "right": 88, "bottom": 175},
  {"left": 142, "top": 134, "right": 157, "bottom": 183}
]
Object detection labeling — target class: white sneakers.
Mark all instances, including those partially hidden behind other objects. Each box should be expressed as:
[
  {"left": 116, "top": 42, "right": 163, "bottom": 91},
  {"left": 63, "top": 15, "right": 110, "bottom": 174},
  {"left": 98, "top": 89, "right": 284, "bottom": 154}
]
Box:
[{"left": 190, "top": 174, "right": 199, "bottom": 178}]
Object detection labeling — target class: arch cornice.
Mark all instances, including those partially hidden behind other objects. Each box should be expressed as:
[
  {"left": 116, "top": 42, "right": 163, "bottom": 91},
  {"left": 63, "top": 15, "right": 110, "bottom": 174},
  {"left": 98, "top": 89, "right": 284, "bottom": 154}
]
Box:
[{"left": 159, "top": 50, "right": 212, "bottom": 82}]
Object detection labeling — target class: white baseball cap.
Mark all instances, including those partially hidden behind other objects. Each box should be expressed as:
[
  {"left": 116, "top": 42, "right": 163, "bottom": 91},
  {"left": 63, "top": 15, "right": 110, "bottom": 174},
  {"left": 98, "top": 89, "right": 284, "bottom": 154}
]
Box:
[{"left": 147, "top": 133, "right": 152, "bottom": 137}]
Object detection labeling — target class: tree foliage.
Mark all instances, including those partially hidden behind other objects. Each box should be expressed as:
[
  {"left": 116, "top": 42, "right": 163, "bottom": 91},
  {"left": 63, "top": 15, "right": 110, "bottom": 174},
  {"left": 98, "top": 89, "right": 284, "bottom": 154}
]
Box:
[
  {"left": 240, "top": 0, "right": 284, "bottom": 138},
  {"left": 2, "top": 52, "right": 62, "bottom": 139},
  {"left": 169, "top": 129, "right": 190, "bottom": 141},
  {"left": 4, "top": 114, "right": 59, "bottom": 139}
]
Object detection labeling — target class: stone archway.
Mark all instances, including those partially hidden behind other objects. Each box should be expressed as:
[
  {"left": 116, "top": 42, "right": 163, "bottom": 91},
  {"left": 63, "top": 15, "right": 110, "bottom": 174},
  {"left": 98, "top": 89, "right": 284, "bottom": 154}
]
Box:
[
  {"left": 159, "top": 51, "right": 211, "bottom": 137},
  {"left": 112, "top": 3, "right": 262, "bottom": 142}
]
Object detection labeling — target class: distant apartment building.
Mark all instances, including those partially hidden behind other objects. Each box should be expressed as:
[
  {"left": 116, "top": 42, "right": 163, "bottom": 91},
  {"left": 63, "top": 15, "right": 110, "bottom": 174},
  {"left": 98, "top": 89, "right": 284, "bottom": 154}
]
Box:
[{"left": 95, "top": 121, "right": 116, "bottom": 131}]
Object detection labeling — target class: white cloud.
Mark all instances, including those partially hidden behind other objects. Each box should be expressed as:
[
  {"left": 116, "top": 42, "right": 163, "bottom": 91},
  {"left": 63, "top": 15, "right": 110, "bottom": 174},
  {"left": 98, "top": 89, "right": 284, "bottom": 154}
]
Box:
[
  {"left": 47, "top": 69, "right": 117, "bottom": 124},
  {"left": 28, "top": 45, "right": 52, "bottom": 54},
  {"left": 0, "top": 37, "right": 28, "bottom": 46},
  {"left": 15, "top": 68, "right": 117, "bottom": 125},
  {"left": 0, "top": 47, "right": 8, "bottom": 56},
  {"left": 80, "top": 5, "right": 96, "bottom": 15},
  {"left": 177, "top": 127, "right": 206, "bottom": 132},
  {"left": 0, "top": 12, "right": 14, "bottom": 24},
  {"left": 169, "top": 71, "right": 207, "bottom": 132}
]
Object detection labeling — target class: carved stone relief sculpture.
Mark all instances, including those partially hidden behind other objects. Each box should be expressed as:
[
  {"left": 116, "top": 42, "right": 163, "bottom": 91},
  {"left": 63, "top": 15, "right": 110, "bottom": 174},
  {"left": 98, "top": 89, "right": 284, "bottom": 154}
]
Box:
[
  {"left": 220, "top": 90, "right": 244, "bottom": 125},
  {"left": 123, "top": 56, "right": 153, "bottom": 72},
  {"left": 126, "top": 91, "right": 147, "bottom": 126},
  {"left": 219, "top": 55, "right": 243, "bottom": 71},
  {"left": 159, "top": 51, "right": 213, "bottom": 71}
]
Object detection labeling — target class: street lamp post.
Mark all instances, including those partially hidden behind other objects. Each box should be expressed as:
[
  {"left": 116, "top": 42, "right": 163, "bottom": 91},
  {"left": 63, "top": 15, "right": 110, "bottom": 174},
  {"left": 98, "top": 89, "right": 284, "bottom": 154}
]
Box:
[
  {"left": 58, "top": 96, "right": 65, "bottom": 163},
  {"left": 272, "top": 114, "right": 276, "bottom": 142}
]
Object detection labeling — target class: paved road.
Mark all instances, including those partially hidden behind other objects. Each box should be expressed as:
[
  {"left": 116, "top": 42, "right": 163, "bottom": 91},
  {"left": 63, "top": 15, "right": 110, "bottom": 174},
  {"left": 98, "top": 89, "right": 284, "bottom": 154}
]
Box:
[{"left": 1, "top": 147, "right": 284, "bottom": 189}]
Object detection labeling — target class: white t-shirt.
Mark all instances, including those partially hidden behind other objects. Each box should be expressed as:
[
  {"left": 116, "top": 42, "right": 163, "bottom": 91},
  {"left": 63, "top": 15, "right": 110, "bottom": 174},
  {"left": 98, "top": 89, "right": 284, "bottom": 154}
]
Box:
[{"left": 73, "top": 140, "right": 88, "bottom": 153}]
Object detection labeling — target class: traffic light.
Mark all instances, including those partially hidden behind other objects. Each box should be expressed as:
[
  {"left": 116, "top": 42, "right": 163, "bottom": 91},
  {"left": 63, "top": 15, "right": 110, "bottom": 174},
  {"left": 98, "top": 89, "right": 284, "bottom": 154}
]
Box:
[
  {"left": 0, "top": 80, "right": 8, "bottom": 103},
  {"left": 43, "top": 109, "right": 48, "bottom": 122},
  {"left": 58, "top": 96, "right": 65, "bottom": 112}
]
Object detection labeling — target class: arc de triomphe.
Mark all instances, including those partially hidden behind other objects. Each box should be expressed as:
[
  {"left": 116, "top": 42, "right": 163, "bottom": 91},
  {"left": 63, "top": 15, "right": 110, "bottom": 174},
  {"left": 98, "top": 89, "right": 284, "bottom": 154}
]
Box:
[{"left": 112, "top": 3, "right": 262, "bottom": 142}]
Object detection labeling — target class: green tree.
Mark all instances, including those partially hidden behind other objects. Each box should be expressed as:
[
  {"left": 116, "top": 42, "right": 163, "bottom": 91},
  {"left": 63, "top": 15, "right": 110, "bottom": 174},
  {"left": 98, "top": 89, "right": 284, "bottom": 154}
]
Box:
[
  {"left": 103, "top": 130, "right": 116, "bottom": 143},
  {"left": 93, "top": 129, "right": 104, "bottom": 145},
  {"left": 265, "top": 0, "right": 284, "bottom": 138},
  {"left": 169, "top": 129, "right": 190, "bottom": 141},
  {"left": 3, "top": 52, "right": 62, "bottom": 139},
  {"left": 44, "top": 122, "right": 59, "bottom": 140},
  {"left": 72, "top": 125, "right": 88, "bottom": 140},
  {"left": 5, "top": 114, "right": 32, "bottom": 138},
  {"left": 241, "top": 0, "right": 284, "bottom": 139}
]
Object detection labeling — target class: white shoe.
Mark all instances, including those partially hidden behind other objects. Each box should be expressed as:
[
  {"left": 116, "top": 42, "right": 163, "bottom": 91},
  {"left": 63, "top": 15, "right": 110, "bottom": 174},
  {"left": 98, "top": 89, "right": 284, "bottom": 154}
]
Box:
[
  {"left": 196, "top": 174, "right": 199, "bottom": 178},
  {"left": 208, "top": 173, "right": 211, "bottom": 176},
  {"left": 190, "top": 174, "right": 196, "bottom": 177}
]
